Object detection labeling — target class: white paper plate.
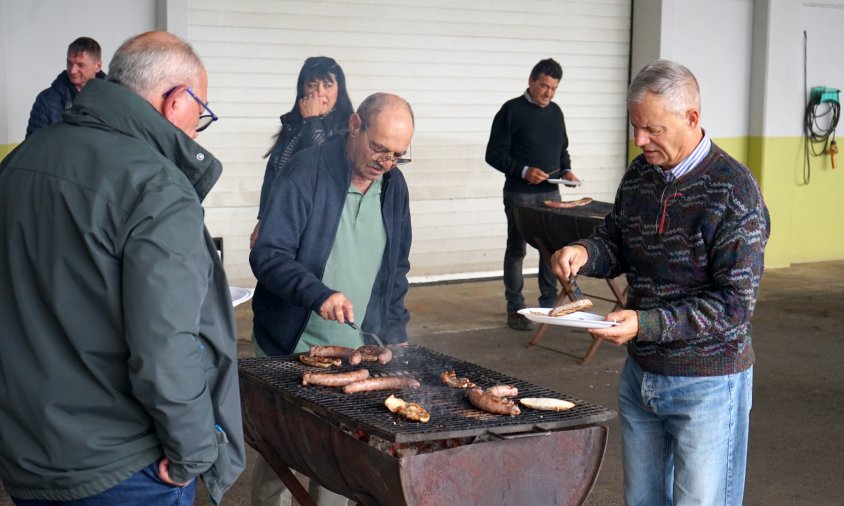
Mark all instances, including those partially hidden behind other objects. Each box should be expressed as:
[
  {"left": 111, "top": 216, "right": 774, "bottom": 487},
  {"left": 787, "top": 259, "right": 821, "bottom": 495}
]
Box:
[
  {"left": 547, "top": 178, "right": 583, "bottom": 187},
  {"left": 518, "top": 308, "right": 619, "bottom": 329},
  {"left": 229, "top": 287, "right": 254, "bottom": 308}
]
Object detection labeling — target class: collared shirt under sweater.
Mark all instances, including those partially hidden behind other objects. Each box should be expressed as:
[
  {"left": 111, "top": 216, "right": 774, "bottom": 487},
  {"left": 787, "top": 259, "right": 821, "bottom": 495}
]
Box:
[{"left": 576, "top": 142, "right": 770, "bottom": 376}]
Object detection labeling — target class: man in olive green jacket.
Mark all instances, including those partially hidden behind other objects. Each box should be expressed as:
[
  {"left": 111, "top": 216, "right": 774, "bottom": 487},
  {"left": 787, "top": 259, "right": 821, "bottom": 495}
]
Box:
[{"left": 0, "top": 32, "right": 243, "bottom": 505}]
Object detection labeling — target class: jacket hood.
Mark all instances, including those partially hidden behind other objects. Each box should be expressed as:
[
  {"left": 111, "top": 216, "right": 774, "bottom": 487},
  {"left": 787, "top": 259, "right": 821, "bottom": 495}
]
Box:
[
  {"left": 63, "top": 79, "right": 222, "bottom": 201},
  {"left": 50, "top": 71, "right": 75, "bottom": 92},
  {"left": 50, "top": 70, "right": 108, "bottom": 101}
]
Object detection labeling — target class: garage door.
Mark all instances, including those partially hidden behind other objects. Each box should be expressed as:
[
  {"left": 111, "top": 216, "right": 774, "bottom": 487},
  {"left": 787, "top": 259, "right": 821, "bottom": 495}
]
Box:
[{"left": 191, "top": 0, "right": 632, "bottom": 285}]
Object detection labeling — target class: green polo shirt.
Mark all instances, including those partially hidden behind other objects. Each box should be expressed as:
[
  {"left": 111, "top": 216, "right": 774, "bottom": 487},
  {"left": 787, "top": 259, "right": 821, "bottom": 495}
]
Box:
[{"left": 294, "top": 178, "right": 387, "bottom": 352}]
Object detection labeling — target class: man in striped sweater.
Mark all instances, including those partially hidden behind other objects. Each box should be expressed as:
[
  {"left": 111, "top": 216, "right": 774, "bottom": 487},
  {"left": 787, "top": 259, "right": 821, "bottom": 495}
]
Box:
[{"left": 552, "top": 60, "right": 770, "bottom": 505}]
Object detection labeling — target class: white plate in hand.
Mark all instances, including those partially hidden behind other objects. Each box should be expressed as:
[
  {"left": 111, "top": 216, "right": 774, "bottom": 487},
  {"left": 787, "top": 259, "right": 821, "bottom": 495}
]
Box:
[
  {"left": 229, "top": 287, "right": 254, "bottom": 308},
  {"left": 518, "top": 308, "right": 619, "bottom": 328},
  {"left": 547, "top": 178, "right": 583, "bottom": 187}
]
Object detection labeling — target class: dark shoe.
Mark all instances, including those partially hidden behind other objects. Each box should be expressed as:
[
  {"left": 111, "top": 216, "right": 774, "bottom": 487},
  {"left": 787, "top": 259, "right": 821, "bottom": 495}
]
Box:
[{"left": 507, "top": 312, "right": 534, "bottom": 331}]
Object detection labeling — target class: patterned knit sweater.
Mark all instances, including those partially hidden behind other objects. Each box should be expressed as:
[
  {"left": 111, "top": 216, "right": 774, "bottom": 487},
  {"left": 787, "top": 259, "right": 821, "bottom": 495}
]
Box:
[{"left": 577, "top": 143, "right": 770, "bottom": 376}]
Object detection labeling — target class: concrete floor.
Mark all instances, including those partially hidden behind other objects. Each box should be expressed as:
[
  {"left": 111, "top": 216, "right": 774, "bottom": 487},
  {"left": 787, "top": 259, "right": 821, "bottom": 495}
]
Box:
[{"left": 3, "top": 261, "right": 842, "bottom": 505}]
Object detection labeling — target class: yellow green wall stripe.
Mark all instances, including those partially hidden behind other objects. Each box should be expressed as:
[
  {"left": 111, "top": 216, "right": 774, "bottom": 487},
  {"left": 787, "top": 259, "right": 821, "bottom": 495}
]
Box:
[
  {"left": 1, "top": 143, "right": 17, "bottom": 162},
  {"left": 629, "top": 136, "right": 844, "bottom": 269}
]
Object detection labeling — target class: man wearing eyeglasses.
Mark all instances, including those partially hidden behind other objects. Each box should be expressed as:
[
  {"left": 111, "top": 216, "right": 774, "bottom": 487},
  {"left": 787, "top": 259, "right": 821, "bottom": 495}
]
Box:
[
  {"left": 0, "top": 31, "right": 243, "bottom": 505},
  {"left": 485, "top": 58, "right": 580, "bottom": 331},
  {"left": 250, "top": 93, "right": 413, "bottom": 505},
  {"left": 552, "top": 60, "right": 770, "bottom": 505}
]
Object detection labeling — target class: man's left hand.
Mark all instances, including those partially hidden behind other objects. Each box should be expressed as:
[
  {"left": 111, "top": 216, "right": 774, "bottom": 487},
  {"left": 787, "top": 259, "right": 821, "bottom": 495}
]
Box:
[
  {"left": 587, "top": 309, "right": 638, "bottom": 344},
  {"left": 157, "top": 457, "right": 192, "bottom": 487},
  {"left": 562, "top": 171, "right": 581, "bottom": 183}
]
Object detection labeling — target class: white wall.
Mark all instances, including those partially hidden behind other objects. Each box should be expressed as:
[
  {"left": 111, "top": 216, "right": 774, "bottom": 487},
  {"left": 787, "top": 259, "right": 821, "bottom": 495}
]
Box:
[
  {"left": 0, "top": 0, "right": 158, "bottom": 143},
  {"left": 634, "top": 0, "right": 754, "bottom": 138},
  {"left": 757, "top": 0, "right": 844, "bottom": 137}
]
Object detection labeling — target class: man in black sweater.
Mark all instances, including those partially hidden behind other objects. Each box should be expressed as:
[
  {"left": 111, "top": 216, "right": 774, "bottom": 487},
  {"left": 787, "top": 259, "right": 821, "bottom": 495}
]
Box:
[{"left": 485, "top": 58, "right": 579, "bottom": 330}]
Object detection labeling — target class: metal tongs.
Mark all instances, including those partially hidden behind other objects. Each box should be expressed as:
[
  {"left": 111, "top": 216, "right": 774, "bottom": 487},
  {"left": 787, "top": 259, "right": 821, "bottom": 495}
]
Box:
[{"left": 344, "top": 320, "right": 385, "bottom": 347}]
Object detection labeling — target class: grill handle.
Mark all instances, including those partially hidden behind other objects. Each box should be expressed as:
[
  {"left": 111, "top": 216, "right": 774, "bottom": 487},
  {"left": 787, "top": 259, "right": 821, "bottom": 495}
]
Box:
[{"left": 484, "top": 426, "right": 553, "bottom": 440}]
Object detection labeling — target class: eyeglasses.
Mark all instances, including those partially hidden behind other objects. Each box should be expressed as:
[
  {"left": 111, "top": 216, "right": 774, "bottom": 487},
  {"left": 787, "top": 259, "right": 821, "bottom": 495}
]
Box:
[
  {"left": 658, "top": 191, "right": 683, "bottom": 235},
  {"left": 304, "top": 57, "right": 339, "bottom": 71},
  {"left": 162, "top": 86, "right": 219, "bottom": 132},
  {"left": 364, "top": 130, "right": 412, "bottom": 166}
]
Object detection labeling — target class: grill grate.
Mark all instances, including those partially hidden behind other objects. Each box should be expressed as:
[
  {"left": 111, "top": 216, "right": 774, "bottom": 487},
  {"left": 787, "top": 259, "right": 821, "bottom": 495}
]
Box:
[{"left": 239, "top": 345, "right": 615, "bottom": 443}]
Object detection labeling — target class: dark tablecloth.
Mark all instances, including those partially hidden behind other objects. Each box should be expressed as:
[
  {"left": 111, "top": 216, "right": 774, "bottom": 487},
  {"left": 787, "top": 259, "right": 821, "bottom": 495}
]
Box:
[{"left": 513, "top": 201, "right": 613, "bottom": 253}]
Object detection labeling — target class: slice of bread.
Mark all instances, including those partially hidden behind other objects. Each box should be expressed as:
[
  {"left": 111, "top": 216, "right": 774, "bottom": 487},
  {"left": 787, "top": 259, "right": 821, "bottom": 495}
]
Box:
[
  {"left": 519, "top": 397, "right": 576, "bottom": 411},
  {"left": 549, "top": 298, "right": 593, "bottom": 317}
]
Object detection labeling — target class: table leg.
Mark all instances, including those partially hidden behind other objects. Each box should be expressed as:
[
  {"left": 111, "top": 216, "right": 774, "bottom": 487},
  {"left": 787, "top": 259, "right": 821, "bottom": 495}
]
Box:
[
  {"left": 606, "top": 279, "right": 628, "bottom": 310},
  {"left": 528, "top": 290, "right": 568, "bottom": 347},
  {"left": 581, "top": 336, "right": 603, "bottom": 365}
]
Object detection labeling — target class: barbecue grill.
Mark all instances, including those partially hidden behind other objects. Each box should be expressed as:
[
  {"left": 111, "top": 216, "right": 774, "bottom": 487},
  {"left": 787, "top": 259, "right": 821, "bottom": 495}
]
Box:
[{"left": 240, "top": 345, "right": 616, "bottom": 505}]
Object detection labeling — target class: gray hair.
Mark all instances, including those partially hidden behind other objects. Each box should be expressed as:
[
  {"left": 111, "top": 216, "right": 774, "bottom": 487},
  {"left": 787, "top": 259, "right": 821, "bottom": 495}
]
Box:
[
  {"left": 106, "top": 31, "right": 204, "bottom": 102},
  {"left": 628, "top": 59, "right": 700, "bottom": 117},
  {"left": 358, "top": 93, "right": 415, "bottom": 130}
]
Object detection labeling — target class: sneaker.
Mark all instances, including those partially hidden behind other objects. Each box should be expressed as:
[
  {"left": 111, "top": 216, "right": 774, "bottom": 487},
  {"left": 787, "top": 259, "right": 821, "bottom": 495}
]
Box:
[{"left": 507, "top": 312, "right": 534, "bottom": 331}]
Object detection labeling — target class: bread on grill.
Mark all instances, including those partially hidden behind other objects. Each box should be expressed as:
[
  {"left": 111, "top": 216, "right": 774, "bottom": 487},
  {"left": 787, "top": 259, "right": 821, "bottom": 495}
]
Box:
[{"left": 520, "top": 397, "right": 576, "bottom": 411}]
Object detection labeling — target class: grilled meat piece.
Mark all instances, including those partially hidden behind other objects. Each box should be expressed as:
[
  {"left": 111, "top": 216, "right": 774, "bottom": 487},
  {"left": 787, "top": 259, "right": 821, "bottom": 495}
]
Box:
[
  {"left": 440, "top": 370, "right": 476, "bottom": 389},
  {"left": 485, "top": 385, "right": 519, "bottom": 398},
  {"left": 357, "top": 345, "right": 393, "bottom": 365},
  {"left": 310, "top": 345, "right": 362, "bottom": 366},
  {"left": 384, "top": 394, "right": 431, "bottom": 423},
  {"left": 298, "top": 355, "right": 342, "bottom": 368},
  {"left": 466, "top": 388, "right": 521, "bottom": 416},
  {"left": 343, "top": 376, "right": 421, "bottom": 394},
  {"left": 302, "top": 369, "right": 370, "bottom": 387},
  {"left": 549, "top": 299, "right": 593, "bottom": 317}
]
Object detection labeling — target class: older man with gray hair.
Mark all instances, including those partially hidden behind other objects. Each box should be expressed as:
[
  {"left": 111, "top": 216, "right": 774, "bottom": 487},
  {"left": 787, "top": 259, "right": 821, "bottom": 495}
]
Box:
[
  {"left": 0, "top": 31, "right": 243, "bottom": 505},
  {"left": 552, "top": 59, "right": 770, "bottom": 505},
  {"left": 250, "top": 92, "right": 415, "bottom": 506}
]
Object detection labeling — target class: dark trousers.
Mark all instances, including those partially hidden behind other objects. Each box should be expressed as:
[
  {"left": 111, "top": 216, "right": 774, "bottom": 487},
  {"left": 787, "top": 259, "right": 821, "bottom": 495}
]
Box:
[{"left": 503, "top": 190, "right": 560, "bottom": 313}]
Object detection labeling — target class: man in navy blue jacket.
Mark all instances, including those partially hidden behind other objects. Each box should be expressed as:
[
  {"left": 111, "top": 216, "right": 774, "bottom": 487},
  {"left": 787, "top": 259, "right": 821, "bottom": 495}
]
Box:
[
  {"left": 251, "top": 92, "right": 414, "bottom": 355},
  {"left": 249, "top": 92, "right": 414, "bottom": 505},
  {"left": 26, "top": 37, "right": 106, "bottom": 139}
]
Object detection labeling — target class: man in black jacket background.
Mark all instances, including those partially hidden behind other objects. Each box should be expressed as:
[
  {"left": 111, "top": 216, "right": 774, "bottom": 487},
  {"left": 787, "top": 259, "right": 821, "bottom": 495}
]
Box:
[{"left": 25, "top": 36, "right": 106, "bottom": 138}]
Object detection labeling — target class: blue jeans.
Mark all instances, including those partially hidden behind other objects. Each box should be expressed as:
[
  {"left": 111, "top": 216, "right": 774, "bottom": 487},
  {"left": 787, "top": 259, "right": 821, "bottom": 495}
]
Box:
[
  {"left": 503, "top": 190, "right": 560, "bottom": 312},
  {"left": 618, "top": 357, "right": 752, "bottom": 506},
  {"left": 12, "top": 461, "right": 196, "bottom": 506}
]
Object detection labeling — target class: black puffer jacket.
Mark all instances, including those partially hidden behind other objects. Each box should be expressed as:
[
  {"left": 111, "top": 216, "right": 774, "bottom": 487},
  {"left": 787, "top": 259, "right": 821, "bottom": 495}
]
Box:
[
  {"left": 257, "top": 110, "right": 349, "bottom": 219},
  {"left": 25, "top": 69, "right": 106, "bottom": 139},
  {"left": 0, "top": 79, "right": 244, "bottom": 503}
]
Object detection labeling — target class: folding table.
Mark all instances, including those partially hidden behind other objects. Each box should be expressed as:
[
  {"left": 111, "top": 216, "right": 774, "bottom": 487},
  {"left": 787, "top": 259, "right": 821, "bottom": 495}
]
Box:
[{"left": 512, "top": 201, "right": 627, "bottom": 364}]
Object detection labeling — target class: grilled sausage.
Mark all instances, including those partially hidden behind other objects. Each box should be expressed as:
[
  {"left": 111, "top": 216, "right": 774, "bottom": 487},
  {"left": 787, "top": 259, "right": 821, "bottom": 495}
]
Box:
[
  {"left": 302, "top": 368, "right": 370, "bottom": 387},
  {"left": 466, "top": 388, "right": 521, "bottom": 416},
  {"left": 342, "top": 376, "right": 421, "bottom": 394},
  {"left": 309, "top": 345, "right": 362, "bottom": 366},
  {"left": 357, "top": 345, "right": 393, "bottom": 365},
  {"left": 485, "top": 385, "right": 519, "bottom": 398}
]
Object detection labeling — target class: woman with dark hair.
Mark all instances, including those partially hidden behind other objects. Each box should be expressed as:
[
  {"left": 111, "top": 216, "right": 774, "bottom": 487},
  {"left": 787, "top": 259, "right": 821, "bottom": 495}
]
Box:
[{"left": 250, "top": 56, "right": 354, "bottom": 247}]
